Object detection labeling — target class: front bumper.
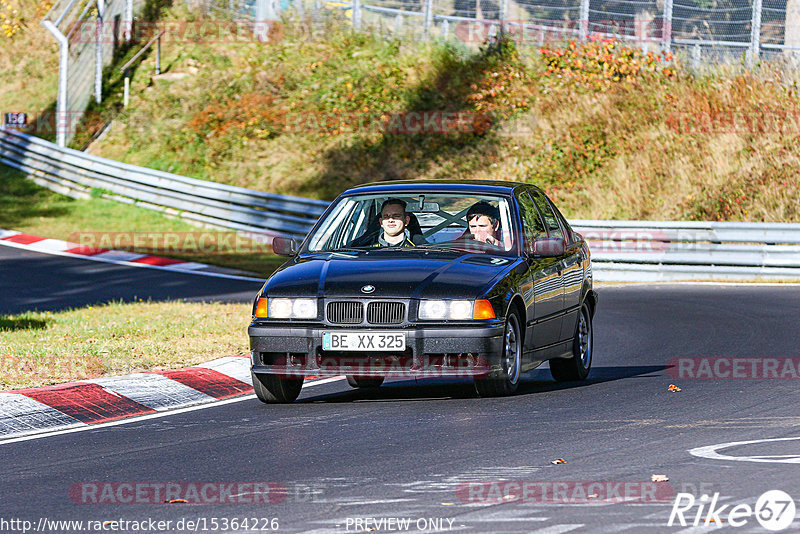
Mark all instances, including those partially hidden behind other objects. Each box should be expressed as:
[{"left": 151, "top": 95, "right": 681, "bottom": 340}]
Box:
[{"left": 249, "top": 322, "right": 505, "bottom": 379}]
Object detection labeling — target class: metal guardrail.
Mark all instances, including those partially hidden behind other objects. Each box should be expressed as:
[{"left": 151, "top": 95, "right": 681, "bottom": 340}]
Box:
[
  {"left": 572, "top": 220, "right": 800, "bottom": 281},
  {"left": 2, "top": 127, "right": 800, "bottom": 280},
  {"left": 0, "top": 128, "right": 328, "bottom": 239}
]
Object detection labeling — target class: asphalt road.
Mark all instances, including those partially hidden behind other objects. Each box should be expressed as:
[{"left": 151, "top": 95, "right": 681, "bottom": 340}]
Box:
[
  {"left": 0, "top": 246, "right": 264, "bottom": 313},
  {"left": 2, "top": 278, "right": 800, "bottom": 533}
]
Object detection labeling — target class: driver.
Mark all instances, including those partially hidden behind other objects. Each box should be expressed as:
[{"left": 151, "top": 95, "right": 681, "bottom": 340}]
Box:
[{"left": 350, "top": 198, "right": 425, "bottom": 248}]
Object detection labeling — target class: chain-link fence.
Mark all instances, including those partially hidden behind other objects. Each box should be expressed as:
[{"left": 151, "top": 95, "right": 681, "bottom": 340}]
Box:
[
  {"left": 41, "top": 0, "right": 146, "bottom": 146},
  {"left": 209, "top": 0, "right": 800, "bottom": 67}
]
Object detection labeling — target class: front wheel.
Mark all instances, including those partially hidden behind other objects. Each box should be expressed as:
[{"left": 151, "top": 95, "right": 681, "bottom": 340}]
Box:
[
  {"left": 474, "top": 310, "right": 522, "bottom": 397},
  {"left": 550, "top": 302, "right": 592, "bottom": 382},
  {"left": 252, "top": 372, "right": 303, "bottom": 403},
  {"left": 346, "top": 375, "right": 385, "bottom": 388}
]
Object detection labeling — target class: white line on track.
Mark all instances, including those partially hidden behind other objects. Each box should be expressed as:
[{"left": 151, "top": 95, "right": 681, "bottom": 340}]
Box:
[
  {"left": 527, "top": 525, "right": 584, "bottom": 534},
  {"left": 0, "top": 376, "right": 345, "bottom": 446},
  {"left": 689, "top": 436, "right": 800, "bottom": 464}
]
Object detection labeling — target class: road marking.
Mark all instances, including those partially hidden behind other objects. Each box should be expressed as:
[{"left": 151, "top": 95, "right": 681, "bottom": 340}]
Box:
[
  {"left": 689, "top": 436, "right": 800, "bottom": 464},
  {"left": 89, "top": 373, "right": 215, "bottom": 410},
  {"left": 199, "top": 356, "right": 254, "bottom": 385},
  {"left": 528, "top": 525, "right": 584, "bottom": 533},
  {"left": 0, "top": 393, "right": 83, "bottom": 434},
  {"left": 0, "top": 376, "right": 345, "bottom": 445},
  {"left": 674, "top": 524, "right": 725, "bottom": 533},
  {"left": 337, "top": 498, "right": 418, "bottom": 505}
]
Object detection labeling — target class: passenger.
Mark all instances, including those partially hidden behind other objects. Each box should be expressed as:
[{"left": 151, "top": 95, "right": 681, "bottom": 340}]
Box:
[
  {"left": 350, "top": 198, "right": 426, "bottom": 248},
  {"left": 464, "top": 201, "right": 502, "bottom": 247}
]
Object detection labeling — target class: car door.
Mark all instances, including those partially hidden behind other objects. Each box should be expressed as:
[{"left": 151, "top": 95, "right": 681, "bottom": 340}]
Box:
[
  {"left": 547, "top": 200, "right": 584, "bottom": 342},
  {"left": 517, "top": 190, "right": 564, "bottom": 353}
]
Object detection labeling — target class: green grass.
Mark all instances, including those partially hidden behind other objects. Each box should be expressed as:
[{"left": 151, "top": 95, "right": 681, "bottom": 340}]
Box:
[
  {"left": 0, "top": 165, "right": 285, "bottom": 275},
  {"left": 0, "top": 300, "right": 251, "bottom": 390}
]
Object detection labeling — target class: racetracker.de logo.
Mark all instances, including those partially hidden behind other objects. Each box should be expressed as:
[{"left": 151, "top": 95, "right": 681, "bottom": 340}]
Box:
[
  {"left": 582, "top": 229, "right": 670, "bottom": 254},
  {"left": 66, "top": 231, "right": 273, "bottom": 254},
  {"left": 66, "top": 20, "right": 284, "bottom": 44},
  {"left": 455, "top": 481, "right": 674, "bottom": 504},
  {"left": 69, "top": 482, "right": 287, "bottom": 504},
  {"left": 452, "top": 20, "right": 672, "bottom": 43},
  {"left": 667, "top": 357, "right": 800, "bottom": 380}
]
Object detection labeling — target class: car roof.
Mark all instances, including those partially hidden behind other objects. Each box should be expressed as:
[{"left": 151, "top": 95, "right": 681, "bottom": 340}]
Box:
[{"left": 341, "top": 179, "right": 538, "bottom": 196}]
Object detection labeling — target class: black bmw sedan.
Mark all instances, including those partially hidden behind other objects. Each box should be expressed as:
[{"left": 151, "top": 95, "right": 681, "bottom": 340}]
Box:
[{"left": 248, "top": 180, "right": 597, "bottom": 402}]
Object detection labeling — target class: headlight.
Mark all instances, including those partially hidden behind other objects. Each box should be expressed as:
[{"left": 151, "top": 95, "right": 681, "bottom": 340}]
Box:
[
  {"left": 419, "top": 300, "right": 449, "bottom": 319},
  {"left": 419, "top": 300, "right": 493, "bottom": 320},
  {"left": 293, "top": 299, "right": 317, "bottom": 318},
  {"left": 449, "top": 300, "right": 473, "bottom": 320},
  {"left": 265, "top": 298, "right": 318, "bottom": 319}
]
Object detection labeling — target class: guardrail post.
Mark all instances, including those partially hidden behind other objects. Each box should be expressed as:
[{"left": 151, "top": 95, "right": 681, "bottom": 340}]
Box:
[
  {"left": 692, "top": 44, "right": 701, "bottom": 70},
  {"left": 579, "top": 0, "right": 590, "bottom": 41},
  {"left": 123, "top": 69, "right": 131, "bottom": 107},
  {"left": 352, "top": 0, "right": 361, "bottom": 30},
  {"left": 662, "top": 0, "right": 672, "bottom": 52},
  {"left": 155, "top": 33, "right": 161, "bottom": 75},
  {"left": 748, "top": 0, "right": 763, "bottom": 67},
  {"left": 441, "top": 19, "right": 448, "bottom": 39},
  {"left": 394, "top": 13, "right": 402, "bottom": 35},
  {"left": 423, "top": 0, "right": 433, "bottom": 40}
]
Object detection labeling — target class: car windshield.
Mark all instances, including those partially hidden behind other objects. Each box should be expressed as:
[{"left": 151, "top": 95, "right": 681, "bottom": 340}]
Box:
[{"left": 304, "top": 192, "right": 517, "bottom": 255}]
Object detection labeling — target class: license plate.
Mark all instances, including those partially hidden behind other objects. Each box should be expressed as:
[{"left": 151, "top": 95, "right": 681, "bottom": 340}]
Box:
[{"left": 322, "top": 332, "right": 406, "bottom": 351}]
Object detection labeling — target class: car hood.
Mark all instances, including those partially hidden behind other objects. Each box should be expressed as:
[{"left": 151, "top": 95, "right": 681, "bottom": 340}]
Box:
[{"left": 264, "top": 252, "right": 517, "bottom": 299}]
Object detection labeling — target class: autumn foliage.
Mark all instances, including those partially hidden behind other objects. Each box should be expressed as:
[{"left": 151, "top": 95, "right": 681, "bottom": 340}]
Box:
[{"left": 540, "top": 36, "right": 675, "bottom": 87}]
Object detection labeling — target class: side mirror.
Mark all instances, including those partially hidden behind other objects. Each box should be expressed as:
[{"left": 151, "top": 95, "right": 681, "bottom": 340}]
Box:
[
  {"left": 532, "top": 237, "right": 565, "bottom": 258},
  {"left": 272, "top": 236, "right": 298, "bottom": 257}
]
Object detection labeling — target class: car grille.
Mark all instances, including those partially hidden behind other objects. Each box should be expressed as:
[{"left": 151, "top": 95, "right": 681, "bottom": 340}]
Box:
[
  {"left": 327, "top": 301, "right": 363, "bottom": 324},
  {"left": 367, "top": 301, "right": 405, "bottom": 325},
  {"left": 327, "top": 301, "right": 406, "bottom": 325}
]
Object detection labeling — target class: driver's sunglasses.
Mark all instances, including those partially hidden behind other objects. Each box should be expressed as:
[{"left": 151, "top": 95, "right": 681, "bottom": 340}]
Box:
[{"left": 380, "top": 213, "right": 405, "bottom": 220}]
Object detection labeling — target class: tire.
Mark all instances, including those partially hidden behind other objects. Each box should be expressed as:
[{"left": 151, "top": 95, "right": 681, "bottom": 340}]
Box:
[
  {"left": 550, "top": 302, "right": 593, "bottom": 382},
  {"left": 474, "top": 310, "right": 522, "bottom": 397},
  {"left": 346, "top": 375, "right": 385, "bottom": 388},
  {"left": 252, "top": 372, "right": 303, "bottom": 403}
]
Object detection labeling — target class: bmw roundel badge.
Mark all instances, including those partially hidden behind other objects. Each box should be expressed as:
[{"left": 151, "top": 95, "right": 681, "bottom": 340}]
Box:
[{"left": 361, "top": 285, "right": 375, "bottom": 294}]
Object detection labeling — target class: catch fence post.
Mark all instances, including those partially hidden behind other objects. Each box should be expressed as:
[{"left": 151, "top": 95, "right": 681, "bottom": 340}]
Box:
[
  {"left": 353, "top": 0, "right": 361, "bottom": 30},
  {"left": 579, "top": 0, "right": 589, "bottom": 41},
  {"left": 95, "top": 0, "right": 105, "bottom": 104},
  {"left": 748, "top": 0, "right": 763, "bottom": 67},
  {"left": 423, "top": 0, "right": 433, "bottom": 40}
]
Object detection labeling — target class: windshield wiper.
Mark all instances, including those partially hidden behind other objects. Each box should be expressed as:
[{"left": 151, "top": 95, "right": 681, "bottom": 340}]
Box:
[
  {"left": 413, "top": 245, "right": 468, "bottom": 254},
  {"left": 324, "top": 247, "right": 365, "bottom": 253}
]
